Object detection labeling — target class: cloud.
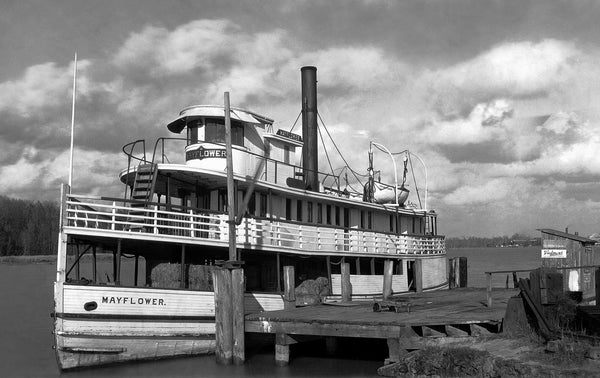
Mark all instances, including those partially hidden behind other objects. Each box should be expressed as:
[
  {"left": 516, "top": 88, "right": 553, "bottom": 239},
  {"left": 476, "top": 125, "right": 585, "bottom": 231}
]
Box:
[
  {"left": 424, "top": 39, "right": 582, "bottom": 115},
  {"left": 0, "top": 146, "right": 123, "bottom": 200}
]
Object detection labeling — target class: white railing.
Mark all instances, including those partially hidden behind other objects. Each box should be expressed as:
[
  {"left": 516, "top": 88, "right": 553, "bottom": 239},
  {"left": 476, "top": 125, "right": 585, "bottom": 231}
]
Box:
[{"left": 63, "top": 195, "right": 445, "bottom": 256}]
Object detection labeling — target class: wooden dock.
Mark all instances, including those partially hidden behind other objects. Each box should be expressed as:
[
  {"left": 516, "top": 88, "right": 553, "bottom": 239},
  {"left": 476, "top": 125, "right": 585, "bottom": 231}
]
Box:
[{"left": 244, "top": 288, "right": 519, "bottom": 365}]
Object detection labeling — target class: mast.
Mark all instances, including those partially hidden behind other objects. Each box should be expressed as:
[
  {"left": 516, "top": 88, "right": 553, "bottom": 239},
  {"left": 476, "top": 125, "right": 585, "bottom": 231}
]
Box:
[{"left": 68, "top": 52, "right": 77, "bottom": 192}]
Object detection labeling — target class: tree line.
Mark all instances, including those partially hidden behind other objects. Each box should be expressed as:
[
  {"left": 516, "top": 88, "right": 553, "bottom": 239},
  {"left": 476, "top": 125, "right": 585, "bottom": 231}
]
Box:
[
  {"left": 0, "top": 196, "right": 59, "bottom": 256},
  {"left": 446, "top": 234, "right": 541, "bottom": 249}
]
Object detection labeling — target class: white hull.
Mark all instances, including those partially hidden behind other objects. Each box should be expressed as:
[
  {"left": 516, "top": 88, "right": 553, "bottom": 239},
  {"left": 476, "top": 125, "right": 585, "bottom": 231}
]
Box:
[{"left": 53, "top": 283, "right": 284, "bottom": 370}]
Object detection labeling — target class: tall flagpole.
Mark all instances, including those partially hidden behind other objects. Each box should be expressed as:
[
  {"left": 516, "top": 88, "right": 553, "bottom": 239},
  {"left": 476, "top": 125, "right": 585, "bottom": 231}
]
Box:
[{"left": 68, "top": 52, "right": 77, "bottom": 192}]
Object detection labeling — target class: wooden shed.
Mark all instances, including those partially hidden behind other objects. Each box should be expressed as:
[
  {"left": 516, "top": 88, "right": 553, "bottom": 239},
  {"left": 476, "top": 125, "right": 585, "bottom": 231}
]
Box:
[{"left": 539, "top": 229, "right": 599, "bottom": 299}]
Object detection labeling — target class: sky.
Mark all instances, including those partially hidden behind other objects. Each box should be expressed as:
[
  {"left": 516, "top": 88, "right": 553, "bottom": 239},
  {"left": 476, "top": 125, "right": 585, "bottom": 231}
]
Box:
[{"left": 1, "top": 0, "right": 600, "bottom": 238}]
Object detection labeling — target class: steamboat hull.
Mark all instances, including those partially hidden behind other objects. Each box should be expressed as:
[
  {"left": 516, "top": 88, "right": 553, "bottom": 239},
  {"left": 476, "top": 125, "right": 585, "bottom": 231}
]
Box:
[{"left": 53, "top": 283, "right": 284, "bottom": 369}]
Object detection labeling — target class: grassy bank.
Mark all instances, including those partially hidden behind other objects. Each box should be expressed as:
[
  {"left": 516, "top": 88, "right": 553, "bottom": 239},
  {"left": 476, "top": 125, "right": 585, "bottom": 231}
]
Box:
[{"left": 0, "top": 255, "right": 56, "bottom": 264}]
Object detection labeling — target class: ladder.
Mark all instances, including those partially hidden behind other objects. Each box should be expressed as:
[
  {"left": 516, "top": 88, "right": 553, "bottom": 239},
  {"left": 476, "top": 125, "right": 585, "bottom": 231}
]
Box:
[
  {"left": 129, "top": 163, "right": 158, "bottom": 229},
  {"left": 131, "top": 163, "right": 158, "bottom": 203}
]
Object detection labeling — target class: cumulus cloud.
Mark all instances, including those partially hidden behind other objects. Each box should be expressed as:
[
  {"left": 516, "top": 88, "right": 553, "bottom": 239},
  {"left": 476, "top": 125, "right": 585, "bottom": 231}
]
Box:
[
  {"left": 424, "top": 39, "right": 582, "bottom": 115},
  {"left": 3, "top": 15, "right": 600, "bottom": 237}
]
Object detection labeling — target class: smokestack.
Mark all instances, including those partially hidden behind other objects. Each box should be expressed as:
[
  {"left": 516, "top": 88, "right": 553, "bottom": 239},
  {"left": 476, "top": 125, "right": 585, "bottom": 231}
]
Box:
[{"left": 301, "top": 66, "right": 319, "bottom": 191}]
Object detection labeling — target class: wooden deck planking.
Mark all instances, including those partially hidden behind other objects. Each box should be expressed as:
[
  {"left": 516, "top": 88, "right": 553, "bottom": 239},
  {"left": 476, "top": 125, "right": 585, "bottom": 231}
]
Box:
[{"left": 245, "top": 288, "right": 518, "bottom": 338}]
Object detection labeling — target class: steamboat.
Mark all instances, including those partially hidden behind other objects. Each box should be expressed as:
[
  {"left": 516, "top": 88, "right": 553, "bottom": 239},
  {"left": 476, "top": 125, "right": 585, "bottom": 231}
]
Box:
[{"left": 52, "top": 66, "right": 446, "bottom": 369}]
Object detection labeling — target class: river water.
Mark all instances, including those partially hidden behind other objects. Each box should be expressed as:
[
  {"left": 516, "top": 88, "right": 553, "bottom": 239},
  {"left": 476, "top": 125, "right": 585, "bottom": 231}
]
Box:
[{"left": 0, "top": 247, "right": 540, "bottom": 377}]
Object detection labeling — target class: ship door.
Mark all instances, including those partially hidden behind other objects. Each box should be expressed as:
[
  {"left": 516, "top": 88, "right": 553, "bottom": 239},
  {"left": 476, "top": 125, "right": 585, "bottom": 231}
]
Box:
[{"left": 407, "top": 261, "right": 416, "bottom": 291}]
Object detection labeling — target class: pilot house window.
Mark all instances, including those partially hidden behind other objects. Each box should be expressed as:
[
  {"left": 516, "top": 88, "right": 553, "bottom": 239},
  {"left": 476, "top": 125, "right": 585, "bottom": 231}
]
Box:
[{"left": 205, "top": 119, "right": 244, "bottom": 146}]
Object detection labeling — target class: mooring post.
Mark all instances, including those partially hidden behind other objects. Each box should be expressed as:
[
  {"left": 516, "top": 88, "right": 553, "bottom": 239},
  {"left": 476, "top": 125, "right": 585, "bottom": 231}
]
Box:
[
  {"left": 486, "top": 272, "right": 493, "bottom": 307},
  {"left": 275, "top": 265, "right": 296, "bottom": 367},
  {"left": 383, "top": 259, "right": 393, "bottom": 300},
  {"left": 449, "top": 257, "right": 456, "bottom": 289},
  {"left": 283, "top": 265, "right": 296, "bottom": 310},
  {"left": 596, "top": 268, "right": 600, "bottom": 305},
  {"left": 414, "top": 259, "right": 423, "bottom": 293},
  {"left": 231, "top": 267, "right": 245, "bottom": 364},
  {"left": 213, "top": 267, "right": 233, "bottom": 364},
  {"left": 341, "top": 262, "right": 352, "bottom": 302}
]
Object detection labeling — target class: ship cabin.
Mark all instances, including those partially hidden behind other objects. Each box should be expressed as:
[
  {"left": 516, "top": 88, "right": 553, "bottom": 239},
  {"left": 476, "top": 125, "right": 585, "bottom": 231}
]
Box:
[{"left": 59, "top": 71, "right": 445, "bottom": 299}]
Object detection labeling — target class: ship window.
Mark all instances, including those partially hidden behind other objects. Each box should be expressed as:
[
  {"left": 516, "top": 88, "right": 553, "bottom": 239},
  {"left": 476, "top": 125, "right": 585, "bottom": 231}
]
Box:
[
  {"left": 205, "top": 119, "right": 244, "bottom": 146},
  {"left": 335, "top": 206, "right": 340, "bottom": 226},
  {"left": 396, "top": 260, "right": 404, "bottom": 275},
  {"left": 218, "top": 190, "right": 228, "bottom": 212},
  {"left": 307, "top": 202, "right": 313, "bottom": 222},
  {"left": 247, "top": 193, "right": 256, "bottom": 216},
  {"left": 286, "top": 199, "right": 292, "bottom": 220},
  {"left": 389, "top": 215, "right": 394, "bottom": 232},
  {"left": 296, "top": 200, "right": 303, "bottom": 222},
  {"left": 360, "top": 210, "right": 365, "bottom": 229},
  {"left": 259, "top": 193, "right": 268, "bottom": 217},
  {"left": 186, "top": 118, "right": 201, "bottom": 145},
  {"left": 367, "top": 211, "right": 372, "bottom": 230},
  {"left": 326, "top": 205, "right": 332, "bottom": 225},
  {"left": 317, "top": 203, "right": 323, "bottom": 224}
]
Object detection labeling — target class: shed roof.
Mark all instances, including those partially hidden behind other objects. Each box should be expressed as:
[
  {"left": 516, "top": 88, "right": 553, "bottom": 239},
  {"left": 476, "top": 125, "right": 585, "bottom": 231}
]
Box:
[{"left": 538, "top": 229, "right": 597, "bottom": 245}]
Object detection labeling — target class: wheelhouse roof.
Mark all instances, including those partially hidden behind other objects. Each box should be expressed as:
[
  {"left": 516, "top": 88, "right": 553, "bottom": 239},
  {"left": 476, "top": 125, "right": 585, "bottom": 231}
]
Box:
[{"left": 167, "top": 105, "right": 274, "bottom": 133}]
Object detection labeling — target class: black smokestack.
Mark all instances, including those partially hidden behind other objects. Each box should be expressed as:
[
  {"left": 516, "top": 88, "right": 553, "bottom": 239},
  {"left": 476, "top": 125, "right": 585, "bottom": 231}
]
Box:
[{"left": 301, "top": 66, "right": 319, "bottom": 191}]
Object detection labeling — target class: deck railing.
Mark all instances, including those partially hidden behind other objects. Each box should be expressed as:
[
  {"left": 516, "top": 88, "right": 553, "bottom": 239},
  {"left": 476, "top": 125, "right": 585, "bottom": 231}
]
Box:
[{"left": 63, "top": 194, "right": 445, "bottom": 256}]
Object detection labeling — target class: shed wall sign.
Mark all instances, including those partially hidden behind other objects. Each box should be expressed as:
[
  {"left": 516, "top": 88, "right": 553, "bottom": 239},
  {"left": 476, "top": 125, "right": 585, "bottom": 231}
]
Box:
[{"left": 541, "top": 249, "right": 567, "bottom": 258}]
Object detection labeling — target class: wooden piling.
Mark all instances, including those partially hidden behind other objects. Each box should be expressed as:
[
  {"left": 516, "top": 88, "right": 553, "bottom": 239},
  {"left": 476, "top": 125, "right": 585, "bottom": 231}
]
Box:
[
  {"left": 231, "top": 268, "right": 245, "bottom": 365},
  {"left": 283, "top": 265, "right": 296, "bottom": 310},
  {"left": 414, "top": 259, "right": 423, "bottom": 293},
  {"left": 275, "top": 333, "right": 290, "bottom": 367},
  {"left": 449, "top": 257, "right": 468, "bottom": 288},
  {"left": 275, "top": 266, "right": 296, "bottom": 367},
  {"left": 486, "top": 273, "right": 493, "bottom": 307},
  {"left": 383, "top": 260, "right": 393, "bottom": 300},
  {"left": 341, "top": 262, "right": 352, "bottom": 302},
  {"left": 596, "top": 268, "right": 600, "bottom": 305},
  {"left": 213, "top": 267, "right": 233, "bottom": 365}
]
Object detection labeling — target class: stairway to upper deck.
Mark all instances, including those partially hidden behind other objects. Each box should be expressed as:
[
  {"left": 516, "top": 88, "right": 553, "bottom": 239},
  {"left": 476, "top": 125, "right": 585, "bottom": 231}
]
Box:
[
  {"left": 129, "top": 163, "right": 158, "bottom": 229},
  {"left": 131, "top": 163, "right": 158, "bottom": 203}
]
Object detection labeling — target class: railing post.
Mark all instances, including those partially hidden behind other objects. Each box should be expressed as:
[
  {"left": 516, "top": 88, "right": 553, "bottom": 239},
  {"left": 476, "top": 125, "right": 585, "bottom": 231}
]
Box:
[
  {"left": 486, "top": 273, "right": 493, "bottom": 307},
  {"left": 111, "top": 202, "right": 116, "bottom": 231},
  {"left": 299, "top": 225, "right": 303, "bottom": 248},
  {"left": 317, "top": 228, "right": 321, "bottom": 250},
  {"left": 189, "top": 210, "right": 194, "bottom": 238},
  {"left": 153, "top": 205, "right": 159, "bottom": 234}
]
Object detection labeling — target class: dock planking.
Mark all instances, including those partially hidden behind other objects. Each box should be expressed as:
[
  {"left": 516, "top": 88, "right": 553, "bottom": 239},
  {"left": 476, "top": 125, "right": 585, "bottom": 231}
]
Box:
[{"left": 245, "top": 288, "right": 519, "bottom": 365}]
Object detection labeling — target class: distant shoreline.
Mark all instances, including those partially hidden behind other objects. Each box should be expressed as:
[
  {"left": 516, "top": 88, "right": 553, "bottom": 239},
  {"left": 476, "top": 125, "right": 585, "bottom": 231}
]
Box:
[{"left": 0, "top": 255, "right": 56, "bottom": 264}]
